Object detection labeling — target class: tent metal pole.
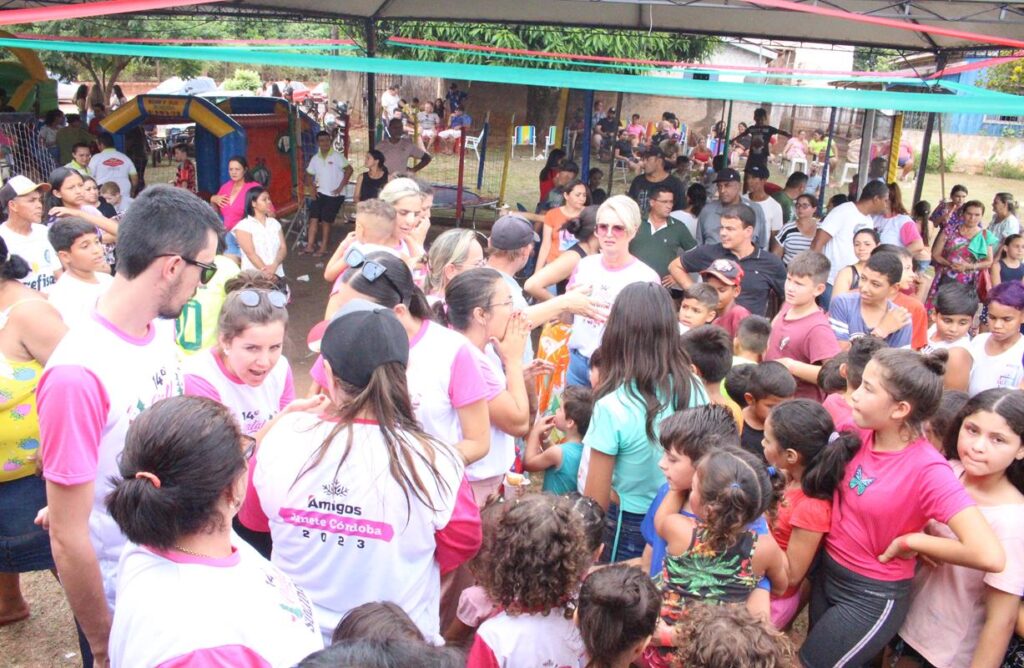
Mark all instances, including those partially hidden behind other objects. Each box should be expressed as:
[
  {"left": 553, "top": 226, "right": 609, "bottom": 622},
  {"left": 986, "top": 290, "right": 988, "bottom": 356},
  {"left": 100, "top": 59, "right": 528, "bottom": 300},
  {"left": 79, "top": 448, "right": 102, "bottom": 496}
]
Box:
[
  {"left": 913, "top": 112, "right": 935, "bottom": 214},
  {"left": 607, "top": 91, "right": 624, "bottom": 197},
  {"left": 723, "top": 100, "right": 733, "bottom": 159},
  {"left": 581, "top": 90, "right": 594, "bottom": 176},
  {"left": 819, "top": 106, "right": 838, "bottom": 216},
  {"left": 857, "top": 108, "right": 876, "bottom": 198},
  {"left": 364, "top": 19, "right": 376, "bottom": 149}
]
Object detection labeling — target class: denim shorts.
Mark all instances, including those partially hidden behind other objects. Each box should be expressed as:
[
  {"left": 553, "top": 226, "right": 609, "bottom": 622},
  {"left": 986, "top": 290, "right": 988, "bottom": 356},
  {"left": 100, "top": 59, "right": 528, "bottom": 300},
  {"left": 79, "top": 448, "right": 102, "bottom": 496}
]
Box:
[
  {"left": 0, "top": 474, "right": 55, "bottom": 572},
  {"left": 224, "top": 230, "right": 241, "bottom": 257}
]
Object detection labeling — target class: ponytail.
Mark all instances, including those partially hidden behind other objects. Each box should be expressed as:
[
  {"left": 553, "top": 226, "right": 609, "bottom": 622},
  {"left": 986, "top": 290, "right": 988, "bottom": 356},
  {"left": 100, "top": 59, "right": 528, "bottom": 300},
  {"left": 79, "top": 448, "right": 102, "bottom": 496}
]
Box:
[
  {"left": 105, "top": 396, "right": 246, "bottom": 550},
  {"left": 438, "top": 267, "right": 501, "bottom": 332},
  {"left": 767, "top": 399, "right": 862, "bottom": 500}
]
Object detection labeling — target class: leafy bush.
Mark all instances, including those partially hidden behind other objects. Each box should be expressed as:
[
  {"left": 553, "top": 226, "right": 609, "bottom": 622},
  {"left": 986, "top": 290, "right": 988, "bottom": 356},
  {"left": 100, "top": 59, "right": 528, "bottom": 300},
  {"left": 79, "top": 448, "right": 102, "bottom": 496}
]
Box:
[
  {"left": 983, "top": 160, "right": 1024, "bottom": 180},
  {"left": 223, "top": 69, "right": 262, "bottom": 93},
  {"left": 925, "top": 149, "right": 957, "bottom": 173}
]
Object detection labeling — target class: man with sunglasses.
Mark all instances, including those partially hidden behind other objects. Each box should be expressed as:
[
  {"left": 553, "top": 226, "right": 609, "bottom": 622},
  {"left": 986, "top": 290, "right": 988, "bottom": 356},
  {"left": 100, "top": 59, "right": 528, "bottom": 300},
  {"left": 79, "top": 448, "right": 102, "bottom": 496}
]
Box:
[{"left": 37, "top": 185, "right": 223, "bottom": 667}]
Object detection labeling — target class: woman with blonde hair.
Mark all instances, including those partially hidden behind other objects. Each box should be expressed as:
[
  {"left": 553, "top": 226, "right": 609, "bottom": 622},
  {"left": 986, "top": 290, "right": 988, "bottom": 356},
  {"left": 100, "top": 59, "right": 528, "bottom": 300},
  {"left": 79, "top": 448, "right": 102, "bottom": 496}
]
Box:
[
  {"left": 565, "top": 195, "right": 659, "bottom": 387},
  {"left": 422, "top": 228, "right": 484, "bottom": 304}
]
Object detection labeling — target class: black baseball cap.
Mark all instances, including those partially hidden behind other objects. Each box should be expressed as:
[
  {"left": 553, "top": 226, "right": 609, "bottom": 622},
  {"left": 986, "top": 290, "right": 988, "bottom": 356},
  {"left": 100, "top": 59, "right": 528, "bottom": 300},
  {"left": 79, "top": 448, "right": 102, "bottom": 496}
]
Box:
[
  {"left": 320, "top": 308, "right": 409, "bottom": 387},
  {"left": 744, "top": 164, "right": 770, "bottom": 180},
  {"left": 714, "top": 168, "right": 742, "bottom": 184}
]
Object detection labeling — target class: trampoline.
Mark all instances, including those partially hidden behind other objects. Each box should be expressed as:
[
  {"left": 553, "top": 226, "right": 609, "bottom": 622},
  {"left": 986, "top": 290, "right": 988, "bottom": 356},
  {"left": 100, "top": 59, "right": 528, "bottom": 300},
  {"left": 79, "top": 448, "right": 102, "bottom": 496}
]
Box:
[{"left": 430, "top": 184, "right": 498, "bottom": 229}]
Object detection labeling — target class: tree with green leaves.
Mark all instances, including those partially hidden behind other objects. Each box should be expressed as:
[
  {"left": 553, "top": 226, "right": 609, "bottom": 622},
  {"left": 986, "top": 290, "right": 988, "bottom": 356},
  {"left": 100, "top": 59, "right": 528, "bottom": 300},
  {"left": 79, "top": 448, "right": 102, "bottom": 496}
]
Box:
[{"left": 981, "top": 58, "right": 1024, "bottom": 96}]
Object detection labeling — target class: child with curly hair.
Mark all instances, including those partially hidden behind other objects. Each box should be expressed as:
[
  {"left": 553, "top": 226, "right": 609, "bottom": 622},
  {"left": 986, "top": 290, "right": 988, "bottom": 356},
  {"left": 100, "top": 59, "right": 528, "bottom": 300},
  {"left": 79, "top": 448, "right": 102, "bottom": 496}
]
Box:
[
  {"left": 576, "top": 564, "right": 660, "bottom": 668},
  {"left": 673, "top": 602, "right": 794, "bottom": 668},
  {"left": 647, "top": 447, "right": 788, "bottom": 667},
  {"left": 466, "top": 494, "right": 591, "bottom": 666}
]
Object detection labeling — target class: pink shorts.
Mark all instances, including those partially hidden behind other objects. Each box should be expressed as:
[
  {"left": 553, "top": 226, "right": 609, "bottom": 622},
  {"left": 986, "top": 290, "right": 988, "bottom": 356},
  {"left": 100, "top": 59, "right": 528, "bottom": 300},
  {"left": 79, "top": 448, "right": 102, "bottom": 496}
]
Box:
[{"left": 770, "top": 589, "right": 803, "bottom": 628}]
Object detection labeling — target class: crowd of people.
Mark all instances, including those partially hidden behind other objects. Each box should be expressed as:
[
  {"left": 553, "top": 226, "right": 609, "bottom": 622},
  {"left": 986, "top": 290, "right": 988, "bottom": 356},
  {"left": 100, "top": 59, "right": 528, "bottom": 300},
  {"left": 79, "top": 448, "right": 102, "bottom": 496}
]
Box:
[{"left": 0, "top": 87, "right": 1023, "bottom": 668}]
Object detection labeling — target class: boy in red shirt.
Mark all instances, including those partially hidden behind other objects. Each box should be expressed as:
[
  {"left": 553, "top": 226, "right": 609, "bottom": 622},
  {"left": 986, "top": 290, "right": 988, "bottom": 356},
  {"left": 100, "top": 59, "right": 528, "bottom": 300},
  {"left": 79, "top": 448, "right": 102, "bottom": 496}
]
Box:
[
  {"left": 700, "top": 259, "right": 751, "bottom": 338},
  {"left": 766, "top": 250, "right": 841, "bottom": 400},
  {"left": 873, "top": 244, "right": 928, "bottom": 350}
]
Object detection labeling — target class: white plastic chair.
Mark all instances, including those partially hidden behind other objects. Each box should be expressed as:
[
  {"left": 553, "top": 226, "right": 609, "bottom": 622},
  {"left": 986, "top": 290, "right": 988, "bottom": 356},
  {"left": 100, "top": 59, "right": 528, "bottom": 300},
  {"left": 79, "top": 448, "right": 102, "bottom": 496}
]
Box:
[
  {"left": 840, "top": 162, "right": 858, "bottom": 185},
  {"left": 463, "top": 128, "right": 485, "bottom": 163},
  {"left": 788, "top": 156, "right": 808, "bottom": 175}
]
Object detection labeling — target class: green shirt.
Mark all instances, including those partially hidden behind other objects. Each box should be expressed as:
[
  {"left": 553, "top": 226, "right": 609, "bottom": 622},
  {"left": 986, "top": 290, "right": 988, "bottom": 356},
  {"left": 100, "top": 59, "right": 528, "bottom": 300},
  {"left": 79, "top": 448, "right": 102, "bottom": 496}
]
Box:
[
  {"left": 542, "top": 441, "right": 584, "bottom": 495},
  {"left": 773, "top": 191, "right": 795, "bottom": 227},
  {"left": 629, "top": 217, "right": 696, "bottom": 279}
]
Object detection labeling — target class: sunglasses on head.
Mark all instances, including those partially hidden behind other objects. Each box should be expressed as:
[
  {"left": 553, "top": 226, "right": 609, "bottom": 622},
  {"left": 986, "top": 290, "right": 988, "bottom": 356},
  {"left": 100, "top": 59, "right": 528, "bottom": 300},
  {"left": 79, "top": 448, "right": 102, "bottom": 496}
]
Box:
[
  {"left": 596, "top": 223, "right": 627, "bottom": 237},
  {"left": 240, "top": 435, "right": 257, "bottom": 461},
  {"left": 345, "top": 247, "right": 407, "bottom": 302},
  {"left": 238, "top": 289, "right": 287, "bottom": 309},
  {"left": 157, "top": 254, "right": 217, "bottom": 285}
]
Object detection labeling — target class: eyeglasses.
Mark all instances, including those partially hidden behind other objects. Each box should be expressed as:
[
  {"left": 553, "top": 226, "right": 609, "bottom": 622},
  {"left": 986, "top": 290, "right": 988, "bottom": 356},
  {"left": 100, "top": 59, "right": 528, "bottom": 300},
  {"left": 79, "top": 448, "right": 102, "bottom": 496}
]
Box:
[
  {"left": 238, "top": 289, "right": 287, "bottom": 309},
  {"left": 796, "top": 202, "right": 814, "bottom": 209},
  {"left": 652, "top": 198, "right": 675, "bottom": 206},
  {"left": 487, "top": 299, "right": 514, "bottom": 309},
  {"left": 241, "top": 435, "right": 257, "bottom": 461},
  {"left": 596, "top": 223, "right": 627, "bottom": 238},
  {"left": 345, "top": 247, "right": 406, "bottom": 302},
  {"left": 453, "top": 258, "right": 487, "bottom": 269},
  {"left": 156, "top": 254, "right": 217, "bottom": 285}
]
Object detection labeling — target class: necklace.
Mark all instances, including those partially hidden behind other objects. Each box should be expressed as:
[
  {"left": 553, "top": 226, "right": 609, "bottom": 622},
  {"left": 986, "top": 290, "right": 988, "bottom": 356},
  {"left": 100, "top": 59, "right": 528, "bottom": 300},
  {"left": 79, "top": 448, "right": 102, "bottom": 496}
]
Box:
[{"left": 173, "top": 544, "right": 219, "bottom": 559}]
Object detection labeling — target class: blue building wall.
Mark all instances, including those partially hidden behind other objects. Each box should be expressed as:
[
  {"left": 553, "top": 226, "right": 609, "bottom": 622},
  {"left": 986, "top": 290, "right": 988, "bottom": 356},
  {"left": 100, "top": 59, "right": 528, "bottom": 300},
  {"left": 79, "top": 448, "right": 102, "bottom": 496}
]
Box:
[{"left": 944, "top": 59, "right": 1024, "bottom": 137}]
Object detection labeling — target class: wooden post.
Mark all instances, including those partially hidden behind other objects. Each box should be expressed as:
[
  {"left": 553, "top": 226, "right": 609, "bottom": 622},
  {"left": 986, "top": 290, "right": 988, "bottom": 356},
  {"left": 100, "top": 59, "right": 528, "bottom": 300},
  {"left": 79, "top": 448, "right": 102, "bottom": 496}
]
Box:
[{"left": 498, "top": 113, "right": 515, "bottom": 207}]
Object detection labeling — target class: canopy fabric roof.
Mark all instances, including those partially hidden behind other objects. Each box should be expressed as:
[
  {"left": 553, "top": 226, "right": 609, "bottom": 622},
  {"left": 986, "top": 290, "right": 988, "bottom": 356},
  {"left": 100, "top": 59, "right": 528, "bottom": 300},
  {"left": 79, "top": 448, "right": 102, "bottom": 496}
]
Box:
[
  {"left": 58, "top": 0, "right": 1024, "bottom": 52},
  {"left": 4, "top": 36, "right": 1023, "bottom": 115}
]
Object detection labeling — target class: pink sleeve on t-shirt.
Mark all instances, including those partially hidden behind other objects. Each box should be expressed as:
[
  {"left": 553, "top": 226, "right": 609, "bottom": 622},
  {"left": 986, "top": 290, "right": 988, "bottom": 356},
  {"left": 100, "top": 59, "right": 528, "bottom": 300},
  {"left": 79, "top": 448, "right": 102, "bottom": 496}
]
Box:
[
  {"left": 310, "top": 355, "right": 327, "bottom": 389},
  {"left": 279, "top": 367, "right": 296, "bottom": 411},
  {"left": 238, "top": 451, "right": 270, "bottom": 532},
  {"left": 805, "top": 322, "right": 841, "bottom": 365},
  {"left": 790, "top": 495, "right": 832, "bottom": 534},
  {"left": 449, "top": 344, "right": 492, "bottom": 408},
  {"left": 184, "top": 374, "right": 223, "bottom": 402},
  {"left": 38, "top": 366, "right": 110, "bottom": 486},
  {"left": 916, "top": 453, "right": 976, "bottom": 525},
  {"left": 466, "top": 635, "right": 502, "bottom": 668},
  {"left": 457, "top": 585, "right": 499, "bottom": 628},
  {"left": 899, "top": 219, "right": 923, "bottom": 246},
  {"left": 156, "top": 644, "right": 271, "bottom": 668},
  {"left": 435, "top": 475, "right": 483, "bottom": 575}
]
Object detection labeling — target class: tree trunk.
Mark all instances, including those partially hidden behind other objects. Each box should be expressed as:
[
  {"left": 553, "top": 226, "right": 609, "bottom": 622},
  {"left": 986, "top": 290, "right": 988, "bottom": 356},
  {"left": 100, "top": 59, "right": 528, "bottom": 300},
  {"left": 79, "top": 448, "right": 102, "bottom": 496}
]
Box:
[{"left": 524, "top": 86, "right": 561, "bottom": 136}]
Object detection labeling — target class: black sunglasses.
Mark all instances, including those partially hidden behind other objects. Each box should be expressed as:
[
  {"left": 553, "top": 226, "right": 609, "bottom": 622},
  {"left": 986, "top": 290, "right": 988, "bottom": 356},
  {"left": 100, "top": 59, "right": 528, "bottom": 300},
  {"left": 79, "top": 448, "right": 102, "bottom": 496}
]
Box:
[
  {"left": 345, "top": 247, "right": 406, "bottom": 302},
  {"left": 157, "top": 254, "right": 217, "bottom": 285}
]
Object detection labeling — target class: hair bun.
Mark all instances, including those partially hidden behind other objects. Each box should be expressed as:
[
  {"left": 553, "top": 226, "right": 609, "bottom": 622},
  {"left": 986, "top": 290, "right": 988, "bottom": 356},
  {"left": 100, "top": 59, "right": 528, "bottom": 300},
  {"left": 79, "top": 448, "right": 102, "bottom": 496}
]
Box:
[
  {"left": 921, "top": 349, "right": 948, "bottom": 376},
  {"left": 224, "top": 269, "right": 278, "bottom": 294},
  {"left": 593, "top": 583, "right": 640, "bottom": 609},
  {"left": 0, "top": 237, "right": 30, "bottom": 281}
]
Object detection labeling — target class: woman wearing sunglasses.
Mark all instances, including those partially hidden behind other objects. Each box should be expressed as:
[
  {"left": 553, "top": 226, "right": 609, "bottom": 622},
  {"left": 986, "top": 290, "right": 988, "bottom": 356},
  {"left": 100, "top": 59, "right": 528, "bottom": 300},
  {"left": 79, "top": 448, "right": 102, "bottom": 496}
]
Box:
[
  {"left": 421, "top": 228, "right": 485, "bottom": 304},
  {"left": 106, "top": 396, "right": 323, "bottom": 667},
  {"left": 184, "top": 271, "right": 297, "bottom": 557},
  {"left": 566, "top": 195, "right": 660, "bottom": 387}
]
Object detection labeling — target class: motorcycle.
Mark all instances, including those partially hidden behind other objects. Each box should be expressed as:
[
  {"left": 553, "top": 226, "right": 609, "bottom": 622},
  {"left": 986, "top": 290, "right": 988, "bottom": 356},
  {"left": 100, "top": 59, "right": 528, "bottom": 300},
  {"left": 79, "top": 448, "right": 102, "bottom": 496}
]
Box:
[{"left": 322, "top": 100, "right": 349, "bottom": 155}]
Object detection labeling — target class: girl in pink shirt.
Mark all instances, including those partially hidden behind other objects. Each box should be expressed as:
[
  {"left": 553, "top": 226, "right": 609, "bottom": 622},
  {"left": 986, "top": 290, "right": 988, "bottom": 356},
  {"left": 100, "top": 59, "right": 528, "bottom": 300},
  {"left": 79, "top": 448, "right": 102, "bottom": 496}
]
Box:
[
  {"left": 800, "top": 349, "right": 1006, "bottom": 668},
  {"left": 762, "top": 399, "right": 858, "bottom": 629},
  {"left": 890, "top": 388, "right": 1024, "bottom": 668}
]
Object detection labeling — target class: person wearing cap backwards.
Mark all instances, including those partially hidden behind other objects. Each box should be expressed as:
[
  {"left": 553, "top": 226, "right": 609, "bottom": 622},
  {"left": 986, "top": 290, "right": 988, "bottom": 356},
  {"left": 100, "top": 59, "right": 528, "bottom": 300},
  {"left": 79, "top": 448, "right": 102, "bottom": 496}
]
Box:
[
  {"left": 695, "top": 168, "right": 771, "bottom": 253},
  {"left": 37, "top": 186, "right": 222, "bottom": 667},
  {"left": 629, "top": 182, "right": 696, "bottom": 288},
  {"left": 486, "top": 215, "right": 603, "bottom": 366},
  {"left": 244, "top": 306, "right": 482, "bottom": 646},
  {"left": 669, "top": 202, "right": 786, "bottom": 317},
  {"left": 0, "top": 175, "right": 60, "bottom": 294},
  {"left": 626, "top": 145, "right": 686, "bottom": 219},
  {"left": 745, "top": 164, "right": 784, "bottom": 245}
]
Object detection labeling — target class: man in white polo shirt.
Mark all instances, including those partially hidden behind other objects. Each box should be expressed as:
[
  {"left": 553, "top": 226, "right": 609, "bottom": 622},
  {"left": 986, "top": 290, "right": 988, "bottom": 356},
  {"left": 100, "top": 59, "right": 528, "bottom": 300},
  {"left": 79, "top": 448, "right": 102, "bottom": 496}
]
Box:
[
  {"left": 303, "top": 131, "right": 353, "bottom": 256},
  {"left": 0, "top": 175, "right": 60, "bottom": 293},
  {"left": 37, "top": 185, "right": 223, "bottom": 666},
  {"left": 88, "top": 132, "right": 137, "bottom": 201}
]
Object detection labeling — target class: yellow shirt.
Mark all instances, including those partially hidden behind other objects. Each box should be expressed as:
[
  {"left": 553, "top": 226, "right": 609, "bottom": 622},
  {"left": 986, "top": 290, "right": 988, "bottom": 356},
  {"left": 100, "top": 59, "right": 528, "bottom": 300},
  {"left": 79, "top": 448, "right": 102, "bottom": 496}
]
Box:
[{"left": 0, "top": 356, "right": 43, "bottom": 483}]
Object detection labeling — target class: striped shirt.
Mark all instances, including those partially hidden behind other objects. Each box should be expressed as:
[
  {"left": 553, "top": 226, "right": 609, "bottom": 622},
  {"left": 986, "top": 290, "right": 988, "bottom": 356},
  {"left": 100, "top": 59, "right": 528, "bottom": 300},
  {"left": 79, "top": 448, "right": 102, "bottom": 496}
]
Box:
[{"left": 776, "top": 221, "right": 817, "bottom": 265}]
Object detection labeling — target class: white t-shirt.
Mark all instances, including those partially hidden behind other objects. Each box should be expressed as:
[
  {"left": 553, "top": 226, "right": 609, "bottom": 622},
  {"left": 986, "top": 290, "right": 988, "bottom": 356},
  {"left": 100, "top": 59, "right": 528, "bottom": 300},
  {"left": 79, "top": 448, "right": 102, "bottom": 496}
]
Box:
[
  {"left": 669, "top": 210, "right": 698, "bottom": 241},
  {"left": 0, "top": 222, "right": 61, "bottom": 294},
  {"left": 88, "top": 148, "right": 137, "bottom": 202},
  {"left": 38, "top": 316, "right": 183, "bottom": 607},
  {"left": 305, "top": 150, "right": 351, "bottom": 197},
  {"left": 466, "top": 346, "right": 517, "bottom": 482},
  {"left": 567, "top": 254, "right": 660, "bottom": 358},
  {"left": 109, "top": 541, "right": 322, "bottom": 667},
  {"left": 752, "top": 195, "right": 784, "bottom": 233},
  {"left": 921, "top": 324, "right": 971, "bottom": 355},
  {"left": 819, "top": 201, "right": 872, "bottom": 285},
  {"left": 47, "top": 271, "right": 113, "bottom": 329},
  {"left": 381, "top": 90, "right": 401, "bottom": 120},
  {"left": 495, "top": 268, "right": 534, "bottom": 364},
  {"left": 183, "top": 348, "right": 295, "bottom": 436},
  {"left": 407, "top": 320, "right": 491, "bottom": 447},
  {"left": 251, "top": 414, "right": 467, "bottom": 644},
  {"left": 234, "top": 215, "right": 285, "bottom": 277},
  {"left": 967, "top": 333, "right": 1024, "bottom": 397},
  {"left": 469, "top": 609, "right": 585, "bottom": 667},
  {"left": 989, "top": 214, "right": 1021, "bottom": 244}
]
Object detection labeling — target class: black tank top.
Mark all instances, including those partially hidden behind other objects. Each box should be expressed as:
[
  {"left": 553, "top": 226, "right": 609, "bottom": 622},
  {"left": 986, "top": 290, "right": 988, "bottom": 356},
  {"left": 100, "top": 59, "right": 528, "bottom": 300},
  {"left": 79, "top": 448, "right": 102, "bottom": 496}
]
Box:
[
  {"left": 358, "top": 170, "right": 388, "bottom": 202},
  {"left": 556, "top": 244, "right": 589, "bottom": 295}
]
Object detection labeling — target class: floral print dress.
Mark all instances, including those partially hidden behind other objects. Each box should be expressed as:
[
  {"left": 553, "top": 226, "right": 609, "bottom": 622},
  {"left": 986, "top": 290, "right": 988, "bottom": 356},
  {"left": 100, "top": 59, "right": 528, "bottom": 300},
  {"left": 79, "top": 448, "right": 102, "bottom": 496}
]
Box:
[
  {"left": 927, "top": 224, "right": 986, "bottom": 311},
  {"left": 645, "top": 525, "right": 759, "bottom": 667}
]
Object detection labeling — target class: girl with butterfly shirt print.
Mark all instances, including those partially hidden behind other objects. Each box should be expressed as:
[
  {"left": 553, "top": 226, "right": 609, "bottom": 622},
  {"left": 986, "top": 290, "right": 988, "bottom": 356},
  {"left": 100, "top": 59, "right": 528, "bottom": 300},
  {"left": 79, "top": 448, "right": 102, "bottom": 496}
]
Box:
[{"left": 799, "top": 348, "right": 1006, "bottom": 668}]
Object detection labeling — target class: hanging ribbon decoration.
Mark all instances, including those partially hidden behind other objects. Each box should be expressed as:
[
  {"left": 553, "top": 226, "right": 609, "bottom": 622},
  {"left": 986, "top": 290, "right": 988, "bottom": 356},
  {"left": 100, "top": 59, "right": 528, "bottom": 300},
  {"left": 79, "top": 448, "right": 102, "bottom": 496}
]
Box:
[{"left": 0, "top": 0, "right": 225, "bottom": 25}]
